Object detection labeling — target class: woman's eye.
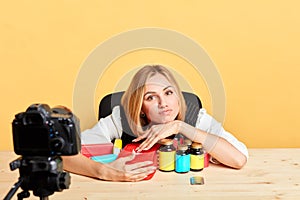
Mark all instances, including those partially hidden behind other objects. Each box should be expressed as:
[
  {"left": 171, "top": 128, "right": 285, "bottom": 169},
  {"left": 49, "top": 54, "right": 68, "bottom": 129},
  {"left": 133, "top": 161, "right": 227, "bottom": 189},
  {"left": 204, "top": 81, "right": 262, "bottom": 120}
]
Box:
[
  {"left": 146, "top": 95, "right": 154, "bottom": 101},
  {"left": 166, "top": 90, "right": 173, "bottom": 95}
]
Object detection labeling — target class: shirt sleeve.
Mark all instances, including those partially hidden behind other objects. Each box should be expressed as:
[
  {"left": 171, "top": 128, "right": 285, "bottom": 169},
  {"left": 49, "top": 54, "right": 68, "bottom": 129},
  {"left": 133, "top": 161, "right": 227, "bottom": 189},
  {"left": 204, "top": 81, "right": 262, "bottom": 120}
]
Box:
[
  {"left": 81, "top": 106, "right": 122, "bottom": 144},
  {"left": 195, "top": 108, "right": 249, "bottom": 159}
]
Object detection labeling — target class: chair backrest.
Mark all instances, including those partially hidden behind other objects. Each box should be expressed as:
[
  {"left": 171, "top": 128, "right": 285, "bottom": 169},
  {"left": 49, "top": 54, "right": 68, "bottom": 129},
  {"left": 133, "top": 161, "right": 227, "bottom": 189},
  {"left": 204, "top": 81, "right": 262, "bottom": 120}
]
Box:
[
  {"left": 99, "top": 91, "right": 202, "bottom": 146},
  {"left": 99, "top": 91, "right": 202, "bottom": 125}
]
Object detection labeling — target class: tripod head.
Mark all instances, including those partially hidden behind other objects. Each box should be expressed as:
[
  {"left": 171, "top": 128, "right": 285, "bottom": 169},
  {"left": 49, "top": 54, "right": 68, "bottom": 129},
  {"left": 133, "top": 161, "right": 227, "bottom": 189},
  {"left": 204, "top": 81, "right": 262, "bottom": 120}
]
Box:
[{"left": 4, "top": 156, "right": 71, "bottom": 200}]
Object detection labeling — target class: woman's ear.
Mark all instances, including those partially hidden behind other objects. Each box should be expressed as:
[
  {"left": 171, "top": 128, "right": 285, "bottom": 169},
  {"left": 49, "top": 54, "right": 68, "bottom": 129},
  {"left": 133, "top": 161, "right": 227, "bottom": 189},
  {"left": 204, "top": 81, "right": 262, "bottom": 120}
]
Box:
[{"left": 140, "top": 112, "right": 146, "bottom": 118}]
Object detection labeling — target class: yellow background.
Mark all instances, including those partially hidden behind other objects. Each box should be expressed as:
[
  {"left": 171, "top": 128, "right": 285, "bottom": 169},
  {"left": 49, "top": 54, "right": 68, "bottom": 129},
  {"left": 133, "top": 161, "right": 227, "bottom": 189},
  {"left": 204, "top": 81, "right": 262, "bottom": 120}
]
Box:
[{"left": 1, "top": 1, "right": 299, "bottom": 150}]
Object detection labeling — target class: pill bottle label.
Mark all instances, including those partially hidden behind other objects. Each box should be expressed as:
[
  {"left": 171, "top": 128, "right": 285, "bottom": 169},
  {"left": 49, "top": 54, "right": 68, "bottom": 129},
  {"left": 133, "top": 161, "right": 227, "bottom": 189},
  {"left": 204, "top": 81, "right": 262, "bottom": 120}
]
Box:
[
  {"left": 190, "top": 154, "right": 204, "bottom": 171},
  {"left": 175, "top": 154, "right": 190, "bottom": 173},
  {"left": 159, "top": 151, "right": 175, "bottom": 171}
]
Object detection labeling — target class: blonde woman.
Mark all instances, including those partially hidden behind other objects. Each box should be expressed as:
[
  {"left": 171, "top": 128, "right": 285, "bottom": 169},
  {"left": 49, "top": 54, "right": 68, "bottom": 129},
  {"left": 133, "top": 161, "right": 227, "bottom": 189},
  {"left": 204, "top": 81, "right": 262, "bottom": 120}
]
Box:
[{"left": 63, "top": 64, "right": 248, "bottom": 182}]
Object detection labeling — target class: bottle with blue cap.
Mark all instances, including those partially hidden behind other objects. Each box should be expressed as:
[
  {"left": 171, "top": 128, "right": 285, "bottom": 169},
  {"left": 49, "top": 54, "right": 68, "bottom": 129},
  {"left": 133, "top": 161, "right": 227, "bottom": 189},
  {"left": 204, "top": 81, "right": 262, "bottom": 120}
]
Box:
[{"left": 175, "top": 144, "right": 190, "bottom": 173}]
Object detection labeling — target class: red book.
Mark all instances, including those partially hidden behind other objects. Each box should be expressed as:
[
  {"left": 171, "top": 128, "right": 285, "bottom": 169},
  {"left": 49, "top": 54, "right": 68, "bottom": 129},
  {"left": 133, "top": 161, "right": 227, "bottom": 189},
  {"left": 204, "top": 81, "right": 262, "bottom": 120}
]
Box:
[{"left": 117, "top": 143, "right": 161, "bottom": 180}]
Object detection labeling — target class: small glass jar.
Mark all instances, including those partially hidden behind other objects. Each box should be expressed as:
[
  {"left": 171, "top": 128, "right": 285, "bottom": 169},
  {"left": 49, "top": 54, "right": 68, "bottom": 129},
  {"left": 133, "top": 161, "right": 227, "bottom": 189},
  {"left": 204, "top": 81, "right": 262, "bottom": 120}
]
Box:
[
  {"left": 184, "top": 139, "right": 192, "bottom": 154},
  {"left": 175, "top": 144, "right": 190, "bottom": 173},
  {"left": 158, "top": 139, "right": 176, "bottom": 172},
  {"left": 190, "top": 142, "right": 204, "bottom": 171},
  {"left": 173, "top": 133, "right": 185, "bottom": 149}
]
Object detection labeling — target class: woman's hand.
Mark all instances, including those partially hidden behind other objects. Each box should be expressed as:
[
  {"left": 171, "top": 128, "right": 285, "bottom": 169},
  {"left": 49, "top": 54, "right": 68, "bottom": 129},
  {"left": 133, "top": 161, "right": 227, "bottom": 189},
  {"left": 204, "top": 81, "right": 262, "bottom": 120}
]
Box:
[
  {"left": 102, "top": 151, "right": 156, "bottom": 182},
  {"left": 133, "top": 120, "right": 181, "bottom": 152},
  {"left": 63, "top": 152, "right": 156, "bottom": 182}
]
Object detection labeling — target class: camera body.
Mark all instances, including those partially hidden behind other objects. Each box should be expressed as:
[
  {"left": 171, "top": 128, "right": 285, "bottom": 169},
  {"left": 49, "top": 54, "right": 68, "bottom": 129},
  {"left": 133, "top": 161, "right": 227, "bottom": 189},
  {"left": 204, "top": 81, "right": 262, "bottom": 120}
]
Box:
[{"left": 12, "top": 103, "right": 81, "bottom": 156}]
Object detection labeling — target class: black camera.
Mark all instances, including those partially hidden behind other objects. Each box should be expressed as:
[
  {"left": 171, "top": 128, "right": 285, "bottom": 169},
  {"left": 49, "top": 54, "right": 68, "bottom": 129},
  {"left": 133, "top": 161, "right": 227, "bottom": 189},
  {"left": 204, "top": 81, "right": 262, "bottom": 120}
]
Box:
[
  {"left": 4, "top": 104, "right": 81, "bottom": 200},
  {"left": 12, "top": 104, "right": 81, "bottom": 156}
]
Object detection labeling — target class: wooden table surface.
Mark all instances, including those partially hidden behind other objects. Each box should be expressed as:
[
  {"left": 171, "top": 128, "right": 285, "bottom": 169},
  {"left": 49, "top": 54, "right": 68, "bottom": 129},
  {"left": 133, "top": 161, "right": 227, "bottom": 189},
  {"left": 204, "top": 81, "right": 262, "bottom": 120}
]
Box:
[{"left": 1, "top": 149, "right": 300, "bottom": 200}]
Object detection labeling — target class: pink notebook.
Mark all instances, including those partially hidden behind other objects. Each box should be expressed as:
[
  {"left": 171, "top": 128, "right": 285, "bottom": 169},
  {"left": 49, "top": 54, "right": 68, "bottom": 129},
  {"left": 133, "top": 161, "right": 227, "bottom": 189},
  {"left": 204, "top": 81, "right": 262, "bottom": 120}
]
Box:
[{"left": 81, "top": 143, "right": 113, "bottom": 158}]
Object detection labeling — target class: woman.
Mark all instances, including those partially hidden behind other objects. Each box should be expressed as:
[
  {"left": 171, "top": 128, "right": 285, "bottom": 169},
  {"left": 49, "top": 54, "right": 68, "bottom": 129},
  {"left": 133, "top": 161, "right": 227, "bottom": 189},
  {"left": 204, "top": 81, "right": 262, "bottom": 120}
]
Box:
[{"left": 63, "top": 64, "right": 248, "bottom": 181}]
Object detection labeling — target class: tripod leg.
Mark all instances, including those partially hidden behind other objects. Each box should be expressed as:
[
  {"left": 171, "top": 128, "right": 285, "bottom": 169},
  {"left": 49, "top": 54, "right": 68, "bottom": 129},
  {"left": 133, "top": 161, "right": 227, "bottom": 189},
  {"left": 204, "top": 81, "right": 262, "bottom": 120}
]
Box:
[
  {"left": 17, "top": 190, "right": 30, "bottom": 200},
  {"left": 3, "top": 178, "right": 23, "bottom": 200}
]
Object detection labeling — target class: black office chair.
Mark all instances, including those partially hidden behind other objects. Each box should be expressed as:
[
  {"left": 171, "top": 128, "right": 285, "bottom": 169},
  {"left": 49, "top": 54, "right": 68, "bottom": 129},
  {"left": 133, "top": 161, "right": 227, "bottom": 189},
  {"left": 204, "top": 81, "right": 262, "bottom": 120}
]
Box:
[{"left": 98, "top": 91, "right": 202, "bottom": 147}]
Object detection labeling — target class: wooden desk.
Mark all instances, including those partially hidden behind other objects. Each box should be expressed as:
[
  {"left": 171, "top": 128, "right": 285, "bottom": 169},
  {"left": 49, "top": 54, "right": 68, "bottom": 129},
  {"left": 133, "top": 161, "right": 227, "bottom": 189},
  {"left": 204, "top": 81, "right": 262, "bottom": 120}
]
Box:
[{"left": 1, "top": 149, "right": 300, "bottom": 200}]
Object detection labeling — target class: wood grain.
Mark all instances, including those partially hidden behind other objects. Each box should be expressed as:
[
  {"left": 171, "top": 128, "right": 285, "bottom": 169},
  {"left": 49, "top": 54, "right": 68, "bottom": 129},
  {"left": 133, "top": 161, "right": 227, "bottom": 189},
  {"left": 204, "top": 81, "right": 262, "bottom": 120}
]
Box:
[{"left": 1, "top": 149, "right": 300, "bottom": 200}]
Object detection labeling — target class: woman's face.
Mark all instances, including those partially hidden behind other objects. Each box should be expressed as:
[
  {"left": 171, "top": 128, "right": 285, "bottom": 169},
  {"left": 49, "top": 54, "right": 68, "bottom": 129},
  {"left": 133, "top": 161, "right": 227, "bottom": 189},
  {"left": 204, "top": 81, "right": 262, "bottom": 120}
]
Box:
[{"left": 141, "top": 73, "right": 180, "bottom": 124}]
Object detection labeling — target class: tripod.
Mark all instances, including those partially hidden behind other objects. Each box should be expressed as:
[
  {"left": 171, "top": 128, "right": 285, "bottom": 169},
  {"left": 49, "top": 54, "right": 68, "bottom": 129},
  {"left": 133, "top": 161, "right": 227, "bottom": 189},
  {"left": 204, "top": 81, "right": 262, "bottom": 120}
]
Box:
[{"left": 3, "top": 156, "right": 70, "bottom": 200}]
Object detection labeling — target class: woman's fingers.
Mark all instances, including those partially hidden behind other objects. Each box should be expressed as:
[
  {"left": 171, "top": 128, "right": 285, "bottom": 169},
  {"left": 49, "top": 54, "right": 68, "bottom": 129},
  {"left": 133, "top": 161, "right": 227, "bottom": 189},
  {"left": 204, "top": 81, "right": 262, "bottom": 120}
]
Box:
[
  {"left": 118, "top": 158, "right": 156, "bottom": 181},
  {"left": 125, "top": 160, "right": 154, "bottom": 171},
  {"left": 136, "top": 127, "right": 163, "bottom": 151},
  {"left": 136, "top": 122, "right": 178, "bottom": 151},
  {"left": 106, "top": 154, "right": 156, "bottom": 182},
  {"left": 118, "top": 150, "right": 136, "bottom": 163},
  {"left": 137, "top": 135, "right": 159, "bottom": 152},
  {"left": 125, "top": 163, "right": 156, "bottom": 173},
  {"left": 132, "top": 132, "right": 149, "bottom": 142},
  {"left": 124, "top": 163, "right": 156, "bottom": 181},
  {"left": 123, "top": 168, "right": 155, "bottom": 182}
]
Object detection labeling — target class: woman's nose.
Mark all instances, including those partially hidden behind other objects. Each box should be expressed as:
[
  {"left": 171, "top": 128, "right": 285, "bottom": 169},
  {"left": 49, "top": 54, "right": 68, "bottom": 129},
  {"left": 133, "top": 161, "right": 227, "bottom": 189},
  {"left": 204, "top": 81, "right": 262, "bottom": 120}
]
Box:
[{"left": 158, "top": 96, "right": 168, "bottom": 108}]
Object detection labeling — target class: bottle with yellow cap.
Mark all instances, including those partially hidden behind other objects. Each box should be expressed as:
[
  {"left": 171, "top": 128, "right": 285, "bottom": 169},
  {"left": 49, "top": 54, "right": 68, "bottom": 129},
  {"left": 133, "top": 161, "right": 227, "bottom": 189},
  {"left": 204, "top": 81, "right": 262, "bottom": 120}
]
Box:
[
  {"left": 190, "top": 142, "right": 204, "bottom": 171},
  {"left": 158, "top": 139, "right": 176, "bottom": 172},
  {"left": 113, "top": 139, "right": 122, "bottom": 155}
]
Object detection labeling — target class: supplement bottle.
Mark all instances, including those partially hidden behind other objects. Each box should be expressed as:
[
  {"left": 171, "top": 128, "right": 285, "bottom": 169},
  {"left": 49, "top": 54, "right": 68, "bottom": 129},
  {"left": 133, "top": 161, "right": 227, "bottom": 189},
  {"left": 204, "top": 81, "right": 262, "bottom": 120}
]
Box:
[
  {"left": 175, "top": 144, "right": 190, "bottom": 173},
  {"left": 190, "top": 142, "right": 204, "bottom": 171},
  {"left": 158, "top": 139, "right": 176, "bottom": 172},
  {"left": 184, "top": 139, "right": 192, "bottom": 154}
]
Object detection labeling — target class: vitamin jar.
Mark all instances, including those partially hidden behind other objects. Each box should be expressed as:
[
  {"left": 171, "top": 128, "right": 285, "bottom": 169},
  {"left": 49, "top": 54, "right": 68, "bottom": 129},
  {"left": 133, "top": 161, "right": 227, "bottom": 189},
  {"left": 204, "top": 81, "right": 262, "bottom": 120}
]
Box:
[
  {"left": 175, "top": 144, "right": 190, "bottom": 173},
  {"left": 190, "top": 142, "right": 204, "bottom": 171},
  {"left": 158, "top": 139, "right": 176, "bottom": 172}
]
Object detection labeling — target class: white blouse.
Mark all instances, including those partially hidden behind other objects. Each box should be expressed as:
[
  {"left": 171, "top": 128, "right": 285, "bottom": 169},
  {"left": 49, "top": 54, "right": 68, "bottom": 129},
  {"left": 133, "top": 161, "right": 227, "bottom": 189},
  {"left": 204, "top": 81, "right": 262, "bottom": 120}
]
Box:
[{"left": 81, "top": 106, "right": 249, "bottom": 159}]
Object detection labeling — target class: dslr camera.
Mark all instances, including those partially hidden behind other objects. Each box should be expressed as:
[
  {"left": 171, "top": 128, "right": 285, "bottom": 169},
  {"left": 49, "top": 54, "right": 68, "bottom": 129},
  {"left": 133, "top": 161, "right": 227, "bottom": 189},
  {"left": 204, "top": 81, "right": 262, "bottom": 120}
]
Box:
[
  {"left": 12, "top": 103, "right": 81, "bottom": 156},
  {"left": 4, "top": 104, "right": 81, "bottom": 200}
]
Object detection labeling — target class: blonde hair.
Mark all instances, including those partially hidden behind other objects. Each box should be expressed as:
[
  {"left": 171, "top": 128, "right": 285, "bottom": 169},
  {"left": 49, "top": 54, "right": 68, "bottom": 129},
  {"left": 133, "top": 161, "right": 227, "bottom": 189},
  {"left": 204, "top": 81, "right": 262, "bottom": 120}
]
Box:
[{"left": 121, "top": 64, "right": 186, "bottom": 136}]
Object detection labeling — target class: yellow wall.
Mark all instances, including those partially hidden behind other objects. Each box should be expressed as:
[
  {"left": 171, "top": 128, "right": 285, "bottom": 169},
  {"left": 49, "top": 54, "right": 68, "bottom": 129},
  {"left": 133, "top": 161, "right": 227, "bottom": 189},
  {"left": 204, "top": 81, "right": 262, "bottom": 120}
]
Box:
[{"left": 1, "top": 1, "right": 300, "bottom": 150}]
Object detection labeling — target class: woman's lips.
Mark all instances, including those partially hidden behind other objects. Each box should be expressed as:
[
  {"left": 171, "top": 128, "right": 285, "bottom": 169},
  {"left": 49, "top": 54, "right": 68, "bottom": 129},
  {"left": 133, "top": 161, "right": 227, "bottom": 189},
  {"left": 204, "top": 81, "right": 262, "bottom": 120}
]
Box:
[{"left": 159, "top": 109, "right": 172, "bottom": 115}]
